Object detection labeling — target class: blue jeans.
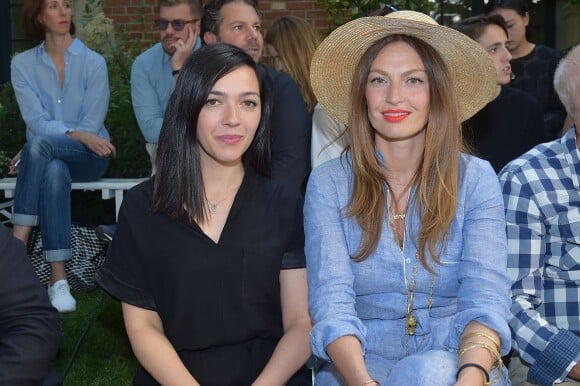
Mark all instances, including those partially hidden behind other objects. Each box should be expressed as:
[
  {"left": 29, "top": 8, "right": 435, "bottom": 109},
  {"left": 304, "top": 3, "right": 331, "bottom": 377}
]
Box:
[{"left": 11, "top": 135, "right": 109, "bottom": 262}]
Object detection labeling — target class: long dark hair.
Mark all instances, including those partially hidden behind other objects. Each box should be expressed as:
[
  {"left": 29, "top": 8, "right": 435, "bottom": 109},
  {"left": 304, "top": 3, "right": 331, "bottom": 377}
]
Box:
[{"left": 152, "top": 43, "right": 272, "bottom": 223}]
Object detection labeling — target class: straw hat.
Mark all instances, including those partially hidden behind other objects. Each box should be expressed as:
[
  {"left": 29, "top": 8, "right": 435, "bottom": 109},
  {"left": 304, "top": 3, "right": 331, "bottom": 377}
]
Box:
[{"left": 310, "top": 11, "right": 498, "bottom": 125}]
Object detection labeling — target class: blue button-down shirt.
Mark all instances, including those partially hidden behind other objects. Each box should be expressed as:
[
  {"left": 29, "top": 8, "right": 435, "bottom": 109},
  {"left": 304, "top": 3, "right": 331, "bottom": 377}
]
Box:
[
  {"left": 499, "top": 126, "right": 580, "bottom": 385},
  {"left": 10, "top": 38, "right": 110, "bottom": 141},
  {"left": 305, "top": 153, "right": 511, "bottom": 371},
  {"left": 130, "top": 39, "right": 201, "bottom": 144}
]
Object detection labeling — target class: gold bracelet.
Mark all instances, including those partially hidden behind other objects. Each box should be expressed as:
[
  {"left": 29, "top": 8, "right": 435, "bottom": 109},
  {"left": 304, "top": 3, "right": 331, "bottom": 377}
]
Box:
[
  {"left": 458, "top": 341, "right": 503, "bottom": 384},
  {"left": 461, "top": 332, "right": 501, "bottom": 352},
  {"left": 362, "top": 380, "right": 380, "bottom": 386},
  {"left": 458, "top": 342, "right": 500, "bottom": 365}
]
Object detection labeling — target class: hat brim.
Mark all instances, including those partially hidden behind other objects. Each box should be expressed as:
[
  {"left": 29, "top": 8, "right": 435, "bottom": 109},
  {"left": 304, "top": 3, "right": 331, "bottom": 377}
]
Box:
[{"left": 311, "top": 13, "right": 498, "bottom": 126}]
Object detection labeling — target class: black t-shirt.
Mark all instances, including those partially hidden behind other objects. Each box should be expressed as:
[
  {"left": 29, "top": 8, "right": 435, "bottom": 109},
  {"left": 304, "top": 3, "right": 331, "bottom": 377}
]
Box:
[
  {"left": 464, "top": 86, "right": 546, "bottom": 173},
  {"left": 509, "top": 44, "right": 566, "bottom": 140},
  {"left": 97, "top": 168, "right": 309, "bottom": 385}
]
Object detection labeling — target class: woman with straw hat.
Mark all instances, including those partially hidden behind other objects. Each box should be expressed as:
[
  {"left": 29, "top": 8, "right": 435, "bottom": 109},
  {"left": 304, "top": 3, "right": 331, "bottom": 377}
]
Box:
[{"left": 305, "top": 11, "right": 511, "bottom": 386}]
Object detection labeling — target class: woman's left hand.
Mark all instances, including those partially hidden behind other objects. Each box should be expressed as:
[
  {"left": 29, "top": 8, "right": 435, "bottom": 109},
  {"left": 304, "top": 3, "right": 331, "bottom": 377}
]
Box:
[{"left": 67, "top": 131, "right": 117, "bottom": 157}]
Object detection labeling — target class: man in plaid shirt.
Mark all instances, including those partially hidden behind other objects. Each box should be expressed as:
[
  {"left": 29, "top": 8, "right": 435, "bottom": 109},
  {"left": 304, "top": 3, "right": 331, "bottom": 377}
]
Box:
[{"left": 499, "top": 44, "right": 580, "bottom": 386}]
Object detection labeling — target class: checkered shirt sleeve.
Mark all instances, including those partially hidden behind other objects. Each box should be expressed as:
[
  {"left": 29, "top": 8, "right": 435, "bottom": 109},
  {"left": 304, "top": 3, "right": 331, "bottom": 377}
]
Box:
[{"left": 499, "top": 128, "right": 580, "bottom": 385}]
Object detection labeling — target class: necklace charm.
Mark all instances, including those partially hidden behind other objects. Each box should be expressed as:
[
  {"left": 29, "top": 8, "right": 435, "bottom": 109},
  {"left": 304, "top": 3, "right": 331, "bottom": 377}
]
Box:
[
  {"left": 406, "top": 313, "right": 417, "bottom": 335},
  {"left": 209, "top": 203, "right": 217, "bottom": 215},
  {"left": 392, "top": 213, "right": 406, "bottom": 220}
]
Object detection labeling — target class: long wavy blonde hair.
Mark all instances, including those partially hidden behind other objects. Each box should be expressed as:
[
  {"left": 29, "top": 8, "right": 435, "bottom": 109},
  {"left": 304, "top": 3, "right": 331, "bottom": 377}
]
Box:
[
  {"left": 265, "top": 16, "right": 321, "bottom": 113},
  {"left": 347, "top": 34, "right": 465, "bottom": 270}
]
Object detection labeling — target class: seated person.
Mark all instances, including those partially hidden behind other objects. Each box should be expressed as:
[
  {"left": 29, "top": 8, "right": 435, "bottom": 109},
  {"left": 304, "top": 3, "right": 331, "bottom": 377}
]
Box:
[
  {"left": 0, "top": 224, "right": 61, "bottom": 385},
  {"left": 97, "top": 43, "right": 312, "bottom": 385},
  {"left": 455, "top": 14, "right": 545, "bottom": 173},
  {"left": 498, "top": 44, "right": 580, "bottom": 386},
  {"left": 10, "top": 0, "right": 115, "bottom": 312},
  {"left": 305, "top": 11, "right": 511, "bottom": 386},
  {"left": 264, "top": 15, "right": 347, "bottom": 168},
  {"left": 131, "top": 0, "right": 202, "bottom": 175}
]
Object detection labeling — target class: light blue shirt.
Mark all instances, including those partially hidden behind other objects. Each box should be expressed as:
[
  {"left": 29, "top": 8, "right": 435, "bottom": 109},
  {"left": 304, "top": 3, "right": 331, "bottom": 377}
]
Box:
[
  {"left": 305, "top": 153, "right": 512, "bottom": 366},
  {"left": 130, "top": 39, "right": 201, "bottom": 144},
  {"left": 10, "top": 38, "right": 110, "bottom": 141}
]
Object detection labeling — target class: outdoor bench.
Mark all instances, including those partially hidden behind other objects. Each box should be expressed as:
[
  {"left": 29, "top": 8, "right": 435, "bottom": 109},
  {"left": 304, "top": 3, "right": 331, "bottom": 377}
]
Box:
[{"left": 0, "top": 177, "right": 146, "bottom": 222}]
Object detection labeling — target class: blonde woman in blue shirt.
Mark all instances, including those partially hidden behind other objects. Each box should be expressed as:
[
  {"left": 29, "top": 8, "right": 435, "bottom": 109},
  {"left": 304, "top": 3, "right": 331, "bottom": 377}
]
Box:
[{"left": 9, "top": 0, "right": 115, "bottom": 312}]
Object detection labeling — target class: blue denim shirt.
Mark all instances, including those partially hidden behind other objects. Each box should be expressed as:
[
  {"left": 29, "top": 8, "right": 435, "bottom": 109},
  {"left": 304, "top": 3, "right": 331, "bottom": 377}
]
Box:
[
  {"left": 10, "top": 38, "right": 110, "bottom": 141},
  {"left": 130, "top": 39, "right": 201, "bottom": 144},
  {"left": 305, "top": 152, "right": 512, "bottom": 362}
]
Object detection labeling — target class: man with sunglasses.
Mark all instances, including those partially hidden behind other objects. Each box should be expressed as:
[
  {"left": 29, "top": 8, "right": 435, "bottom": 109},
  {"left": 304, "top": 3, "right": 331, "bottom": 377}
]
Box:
[
  {"left": 131, "top": 0, "right": 203, "bottom": 175},
  {"left": 201, "top": 0, "right": 312, "bottom": 192}
]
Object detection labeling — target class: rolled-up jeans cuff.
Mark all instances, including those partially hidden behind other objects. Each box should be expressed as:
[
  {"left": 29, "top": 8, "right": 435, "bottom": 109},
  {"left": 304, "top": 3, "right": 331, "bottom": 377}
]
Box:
[
  {"left": 45, "top": 248, "right": 71, "bottom": 262},
  {"left": 11, "top": 213, "right": 39, "bottom": 226}
]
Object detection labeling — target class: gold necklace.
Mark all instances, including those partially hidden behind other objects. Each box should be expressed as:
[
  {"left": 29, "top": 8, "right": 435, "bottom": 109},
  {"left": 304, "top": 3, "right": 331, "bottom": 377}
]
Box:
[{"left": 388, "top": 191, "right": 436, "bottom": 355}]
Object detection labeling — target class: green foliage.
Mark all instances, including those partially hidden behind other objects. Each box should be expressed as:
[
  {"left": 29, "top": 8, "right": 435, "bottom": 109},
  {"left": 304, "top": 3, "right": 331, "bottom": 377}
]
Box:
[
  {"left": 0, "top": 83, "right": 27, "bottom": 178},
  {"left": 81, "top": 11, "right": 151, "bottom": 178},
  {"left": 316, "top": 0, "right": 437, "bottom": 31}
]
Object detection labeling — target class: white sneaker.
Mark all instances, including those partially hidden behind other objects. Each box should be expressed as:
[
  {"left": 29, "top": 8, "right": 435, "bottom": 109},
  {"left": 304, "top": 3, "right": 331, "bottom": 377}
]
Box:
[{"left": 48, "top": 280, "right": 76, "bottom": 313}]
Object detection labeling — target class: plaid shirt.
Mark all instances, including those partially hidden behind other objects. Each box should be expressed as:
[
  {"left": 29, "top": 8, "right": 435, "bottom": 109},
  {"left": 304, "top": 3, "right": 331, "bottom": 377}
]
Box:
[{"left": 499, "top": 126, "right": 580, "bottom": 385}]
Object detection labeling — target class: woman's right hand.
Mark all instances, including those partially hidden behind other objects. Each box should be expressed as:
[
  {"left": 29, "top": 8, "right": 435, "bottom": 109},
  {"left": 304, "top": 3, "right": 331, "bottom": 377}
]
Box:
[
  {"left": 8, "top": 150, "right": 22, "bottom": 175},
  {"left": 67, "top": 131, "right": 117, "bottom": 157}
]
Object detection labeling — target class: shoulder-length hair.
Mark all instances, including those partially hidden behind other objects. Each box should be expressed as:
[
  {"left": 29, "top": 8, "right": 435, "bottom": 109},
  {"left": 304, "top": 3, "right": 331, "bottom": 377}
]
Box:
[
  {"left": 347, "top": 34, "right": 463, "bottom": 270},
  {"left": 265, "top": 16, "right": 321, "bottom": 113},
  {"left": 22, "top": 0, "right": 76, "bottom": 41},
  {"left": 151, "top": 43, "right": 272, "bottom": 224}
]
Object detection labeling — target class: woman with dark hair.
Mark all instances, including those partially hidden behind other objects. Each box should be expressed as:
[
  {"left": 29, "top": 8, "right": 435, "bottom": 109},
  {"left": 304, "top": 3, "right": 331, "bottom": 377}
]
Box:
[
  {"left": 484, "top": 0, "right": 566, "bottom": 140},
  {"left": 306, "top": 11, "right": 511, "bottom": 385},
  {"left": 97, "top": 43, "right": 312, "bottom": 386},
  {"left": 9, "top": 0, "right": 114, "bottom": 312}
]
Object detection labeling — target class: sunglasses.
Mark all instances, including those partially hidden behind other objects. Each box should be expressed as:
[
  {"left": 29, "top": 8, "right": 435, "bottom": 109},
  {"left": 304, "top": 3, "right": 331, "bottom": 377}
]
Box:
[{"left": 154, "top": 19, "right": 198, "bottom": 31}]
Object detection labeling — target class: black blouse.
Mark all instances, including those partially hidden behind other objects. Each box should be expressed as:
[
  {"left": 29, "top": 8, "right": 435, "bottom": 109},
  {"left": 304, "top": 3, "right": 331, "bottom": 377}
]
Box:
[{"left": 97, "top": 168, "right": 309, "bottom": 385}]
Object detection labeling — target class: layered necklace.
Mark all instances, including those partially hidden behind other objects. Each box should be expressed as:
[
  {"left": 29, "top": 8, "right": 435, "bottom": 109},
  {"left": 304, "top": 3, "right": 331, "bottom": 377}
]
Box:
[{"left": 387, "top": 187, "right": 436, "bottom": 355}]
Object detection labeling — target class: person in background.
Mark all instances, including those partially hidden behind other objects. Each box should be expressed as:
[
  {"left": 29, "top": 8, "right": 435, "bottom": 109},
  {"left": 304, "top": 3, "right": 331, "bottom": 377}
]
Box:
[
  {"left": 97, "top": 43, "right": 312, "bottom": 385},
  {"left": 306, "top": 11, "right": 511, "bottom": 385},
  {"left": 264, "top": 15, "right": 346, "bottom": 168},
  {"left": 484, "top": 0, "right": 566, "bottom": 141},
  {"left": 0, "top": 224, "right": 61, "bottom": 386},
  {"left": 201, "top": 0, "right": 312, "bottom": 191},
  {"left": 455, "top": 14, "right": 545, "bottom": 173},
  {"left": 132, "top": 0, "right": 203, "bottom": 176},
  {"left": 9, "top": 0, "right": 115, "bottom": 312},
  {"left": 498, "top": 44, "right": 580, "bottom": 386},
  {"left": 265, "top": 16, "right": 319, "bottom": 114},
  {"left": 95, "top": 0, "right": 203, "bottom": 243}
]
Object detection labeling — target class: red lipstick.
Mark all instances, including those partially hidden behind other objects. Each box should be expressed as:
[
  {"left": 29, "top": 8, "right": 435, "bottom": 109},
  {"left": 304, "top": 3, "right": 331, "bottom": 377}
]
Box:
[{"left": 382, "top": 109, "right": 410, "bottom": 123}]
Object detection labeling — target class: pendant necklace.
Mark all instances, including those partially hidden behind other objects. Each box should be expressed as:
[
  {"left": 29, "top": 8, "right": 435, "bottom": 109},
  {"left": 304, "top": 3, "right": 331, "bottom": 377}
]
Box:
[
  {"left": 206, "top": 186, "right": 239, "bottom": 215},
  {"left": 388, "top": 189, "right": 436, "bottom": 355}
]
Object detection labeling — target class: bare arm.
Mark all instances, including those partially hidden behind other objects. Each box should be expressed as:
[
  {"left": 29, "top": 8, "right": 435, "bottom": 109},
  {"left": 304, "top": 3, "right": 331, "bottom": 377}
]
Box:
[
  {"left": 252, "top": 268, "right": 312, "bottom": 386},
  {"left": 122, "top": 302, "right": 199, "bottom": 386},
  {"left": 455, "top": 321, "right": 502, "bottom": 386},
  {"left": 327, "top": 336, "right": 375, "bottom": 385}
]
